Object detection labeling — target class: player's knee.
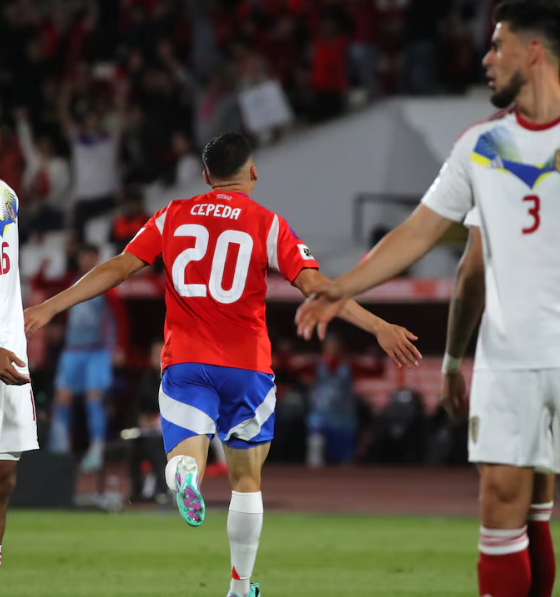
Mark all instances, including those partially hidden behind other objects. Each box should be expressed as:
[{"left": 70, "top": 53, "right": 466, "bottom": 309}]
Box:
[
  {"left": 480, "top": 477, "right": 529, "bottom": 527},
  {"left": 55, "top": 390, "right": 73, "bottom": 406},
  {"left": 0, "top": 467, "right": 16, "bottom": 502},
  {"left": 481, "top": 477, "right": 522, "bottom": 508}
]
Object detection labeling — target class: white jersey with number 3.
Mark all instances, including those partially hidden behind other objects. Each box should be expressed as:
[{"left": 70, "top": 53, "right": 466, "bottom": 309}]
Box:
[
  {"left": 422, "top": 107, "right": 560, "bottom": 370},
  {"left": 0, "top": 180, "right": 28, "bottom": 373}
]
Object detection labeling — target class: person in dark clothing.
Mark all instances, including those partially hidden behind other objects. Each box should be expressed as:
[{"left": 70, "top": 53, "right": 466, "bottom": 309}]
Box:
[{"left": 129, "top": 340, "right": 168, "bottom": 503}]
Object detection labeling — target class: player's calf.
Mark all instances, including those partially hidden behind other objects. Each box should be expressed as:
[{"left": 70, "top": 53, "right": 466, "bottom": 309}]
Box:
[
  {"left": 478, "top": 464, "right": 534, "bottom": 597},
  {"left": 527, "top": 474, "right": 556, "bottom": 597},
  {"left": 0, "top": 459, "right": 17, "bottom": 568},
  {"left": 224, "top": 444, "right": 269, "bottom": 597}
]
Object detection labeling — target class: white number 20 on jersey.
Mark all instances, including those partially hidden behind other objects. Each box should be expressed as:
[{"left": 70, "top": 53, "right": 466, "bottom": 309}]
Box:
[{"left": 172, "top": 224, "right": 253, "bottom": 304}]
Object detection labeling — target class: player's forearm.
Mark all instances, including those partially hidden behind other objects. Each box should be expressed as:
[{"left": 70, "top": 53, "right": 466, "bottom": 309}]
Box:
[
  {"left": 335, "top": 205, "right": 452, "bottom": 299},
  {"left": 445, "top": 266, "right": 485, "bottom": 359},
  {"left": 42, "top": 254, "right": 143, "bottom": 317},
  {"left": 338, "top": 300, "right": 385, "bottom": 336}
]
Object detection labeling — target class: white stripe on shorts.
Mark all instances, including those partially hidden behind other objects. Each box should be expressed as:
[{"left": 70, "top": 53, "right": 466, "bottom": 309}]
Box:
[
  {"left": 159, "top": 386, "right": 217, "bottom": 436},
  {"left": 224, "top": 385, "right": 276, "bottom": 442}
]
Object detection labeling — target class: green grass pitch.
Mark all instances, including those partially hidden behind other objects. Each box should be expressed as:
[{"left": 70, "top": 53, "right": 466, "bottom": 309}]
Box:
[{"left": 2, "top": 511, "right": 560, "bottom": 596}]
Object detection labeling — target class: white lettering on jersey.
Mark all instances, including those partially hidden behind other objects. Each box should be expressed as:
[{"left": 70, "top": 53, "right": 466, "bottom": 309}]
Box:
[{"left": 191, "top": 204, "right": 242, "bottom": 220}]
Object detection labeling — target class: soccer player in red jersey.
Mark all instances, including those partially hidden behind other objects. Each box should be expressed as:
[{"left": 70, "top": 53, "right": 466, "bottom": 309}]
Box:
[{"left": 25, "top": 133, "right": 421, "bottom": 597}]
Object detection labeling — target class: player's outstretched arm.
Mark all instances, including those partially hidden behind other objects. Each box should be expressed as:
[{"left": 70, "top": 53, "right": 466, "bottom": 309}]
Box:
[
  {"left": 441, "top": 227, "right": 485, "bottom": 419},
  {"left": 295, "top": 205, "right": 453, "bottom": 339},
  {"left": 293, "top": 269, "right": 422, "bottom": 369},
  {"left": 24, "top": 252, "right": 146, "bottom": 337}
]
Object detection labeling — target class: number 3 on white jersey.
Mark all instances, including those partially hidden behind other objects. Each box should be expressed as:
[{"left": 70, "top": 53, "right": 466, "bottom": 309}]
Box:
[{"left": 172, "top": 224, "right": 253, "bottom": 304}]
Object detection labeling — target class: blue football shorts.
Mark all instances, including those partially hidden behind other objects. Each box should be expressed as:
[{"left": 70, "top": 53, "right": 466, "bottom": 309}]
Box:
[
  {"left": 159, "top": 363, "right": 276, "bottom": 453},
  {"left": 55, "top": 349, "right": 112, "bottom": 394}
]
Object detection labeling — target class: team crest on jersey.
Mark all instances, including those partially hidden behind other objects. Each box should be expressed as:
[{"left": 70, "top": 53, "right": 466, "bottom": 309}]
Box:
[
  {"left": 469, "top": 416, "right": 480, "bottom": 444},
  {"left": 554, "top": 149, "right": 560, "bottom": 174},
  {"left": 0, "top": 188, "right": 17, "bottom": 238}
]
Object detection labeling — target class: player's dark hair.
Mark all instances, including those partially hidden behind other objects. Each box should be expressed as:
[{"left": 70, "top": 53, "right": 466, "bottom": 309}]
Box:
[
  {"left": 495, "top": 0, "right": 560, "bottom": 61},
  {"left": 202, "top": 132, "right": 253, "bottom": 180}
]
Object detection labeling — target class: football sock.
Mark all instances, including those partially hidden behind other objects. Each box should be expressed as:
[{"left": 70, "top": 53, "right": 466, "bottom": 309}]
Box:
[
  {"left": 85, "top": 399, "right": 106, "bottom": 444},
  {"left": 528, "top": 503, "right": 556, "bottom": 597},
  {"left": 478, "top": 526, "right": 531, "bottom": 597},
  {"left": 49, "top": 404, "right": 71, "bottom": 453},
  {"left": 228, "top": 491, "right": 263, "bottom": 597}
]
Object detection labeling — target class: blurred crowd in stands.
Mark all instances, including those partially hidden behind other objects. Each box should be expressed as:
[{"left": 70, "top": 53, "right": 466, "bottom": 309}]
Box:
[
  {"left": 0, "top": 0, "right": 496, "bottom": 246},
  {"left": 0, "top": 0, "right": 483, "bottom": 477}
]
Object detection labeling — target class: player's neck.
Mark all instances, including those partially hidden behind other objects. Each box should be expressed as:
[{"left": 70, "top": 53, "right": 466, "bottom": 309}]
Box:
[
  {"left": 516, "top": 75, "right": 560, "bottom": 126},
  {"left": 211, "top": 183, "right": 252, "bottom": 197}
]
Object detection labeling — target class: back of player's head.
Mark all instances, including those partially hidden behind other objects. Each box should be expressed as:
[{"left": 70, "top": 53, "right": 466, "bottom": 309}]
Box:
[
  {"left": 495, "top": 0, "right": 560, "bottom": 61},
  {"left": 202, "top": 132, "right": 253, "bottom": 180}
]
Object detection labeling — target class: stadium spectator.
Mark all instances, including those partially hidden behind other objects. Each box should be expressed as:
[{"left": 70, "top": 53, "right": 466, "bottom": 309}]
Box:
[
  {"left": 15, "top": 109, "right": 69, "bottom": 241},
  {"left": 110, "top": 185, "right": 148, "bottom": 254},
  {"left": 129, "top": 339, "right": 167, "bottom": 504},
  {"left": 310, "top": 16, "right": 349, "bottom": 122},
  {"left": 49, "top": 245, "right": 128, "bottom": 472},
  {"left": 59, "top": 75, "right": 125, "bottom": 241},
  {"left": 307, "top": 334, "right": 358, "bottom": 466}
]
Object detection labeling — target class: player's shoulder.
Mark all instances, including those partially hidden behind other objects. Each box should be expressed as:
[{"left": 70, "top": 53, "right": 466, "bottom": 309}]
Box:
[
  {"left": 0, "top": 179, "right": 18, "bottom": 200},
  {"left": 0, "top": 179, "right": 19, "bottom": 219},
  {"left": 458, "top": 107, "right": 515, "bottom": 143}
]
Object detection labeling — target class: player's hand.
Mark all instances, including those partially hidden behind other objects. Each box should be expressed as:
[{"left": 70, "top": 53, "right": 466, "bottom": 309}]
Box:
[
  {"left": 295, "top": 281, "right": 347, "bottom": 341},
  {"left": 441, "top": 371, "right": 469, "bottom": 420},
  {"left": 24, "top": 304, "right": 56, "bottom": 338},
  {"left": 376, "top": 323, "right": 422, "bottom": 369},
  {"left": 0, "top": 348, "right": 31, "bottom": 386}
]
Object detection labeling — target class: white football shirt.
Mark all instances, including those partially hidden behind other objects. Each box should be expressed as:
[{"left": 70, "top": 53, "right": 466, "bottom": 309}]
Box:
[
  {"left": 0, "top": 181, "right": 28, "bottom": 373},
  {"left": 422, "top": 107, "right": 560, "bottom": 370}
]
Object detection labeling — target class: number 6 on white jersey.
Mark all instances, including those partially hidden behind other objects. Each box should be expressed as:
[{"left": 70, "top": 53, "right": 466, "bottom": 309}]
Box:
[{"left": 172, "top": 224, "right": 253, "bottom": 304}]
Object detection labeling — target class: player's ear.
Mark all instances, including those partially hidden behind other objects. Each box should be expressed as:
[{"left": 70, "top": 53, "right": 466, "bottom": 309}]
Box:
[
  {"left": 527, "top": 40, "right": 544, "bottom": 66},
  {"left": 250, "top": 164, "right": 258, "bottom": 182},
  {"left": 203, "top": 169, "right": 211, "bottom": 186}
]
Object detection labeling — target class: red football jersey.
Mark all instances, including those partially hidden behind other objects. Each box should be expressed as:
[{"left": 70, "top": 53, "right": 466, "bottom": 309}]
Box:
[{"left": 125, "top": 190, "right": 319, "bottom": 374}]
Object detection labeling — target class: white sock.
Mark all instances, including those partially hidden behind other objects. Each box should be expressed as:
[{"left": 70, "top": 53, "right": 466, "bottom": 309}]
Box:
[
  {"left": 0, "top": 544, "right": 3, "bottom": 567},
  {"left": 165, "top": 455, "right": 184, "bottom": 492},
  {"left": 228, "top": 491, "right": 263, "bottom": 597}
]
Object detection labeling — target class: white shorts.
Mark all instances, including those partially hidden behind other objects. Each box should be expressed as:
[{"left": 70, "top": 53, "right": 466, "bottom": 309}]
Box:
[
  {"left": 469, "top": 369, "right": 560, "bottom": 474},
  {"left": 0, "top": 381, "right": 39, "bottom": 455}
]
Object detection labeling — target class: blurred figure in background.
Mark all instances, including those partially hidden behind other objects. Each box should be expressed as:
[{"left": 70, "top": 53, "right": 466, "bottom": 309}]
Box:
[
  {"left": 307, "top": 334, "right": 357, "bottom": 466},
  {"left": 110, "top": 185, "right": 148, "bottom": 254},
  {"left": 49, "top": 245, "right": 128, "bottom": 471},
  {"left": 15, "top": 108, "right": 69, "bottom": 241},
  {"left": 59, "top": 76, "right": 126, "bottom": 242},
  {"left": 129, "top": 339, "right": 168, "bottom": 503},
  {"left": 310, "top": 16, "right": 349, "bottom": 122}
]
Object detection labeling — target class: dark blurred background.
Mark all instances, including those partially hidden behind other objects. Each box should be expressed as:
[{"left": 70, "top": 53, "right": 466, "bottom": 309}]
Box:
[{"left": 0, "top": 0, "right": 494, "bottom": 508}]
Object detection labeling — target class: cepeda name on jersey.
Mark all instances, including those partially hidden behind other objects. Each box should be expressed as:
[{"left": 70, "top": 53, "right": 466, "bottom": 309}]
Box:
[{"left": 191, "top": 204, "right": 241, "bottom": 220}]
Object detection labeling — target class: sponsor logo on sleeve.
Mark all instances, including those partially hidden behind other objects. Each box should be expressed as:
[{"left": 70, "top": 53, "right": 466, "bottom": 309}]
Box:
[{"left": 298, "top": 244, "right": 315, "bottom": 261}]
